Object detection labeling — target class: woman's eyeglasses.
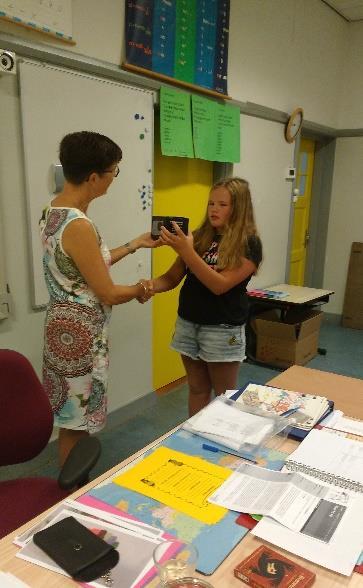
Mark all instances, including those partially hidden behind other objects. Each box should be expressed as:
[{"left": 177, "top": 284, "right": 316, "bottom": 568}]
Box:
[{"left": 103, "top": 165, "right": 120, "bottom": 178}]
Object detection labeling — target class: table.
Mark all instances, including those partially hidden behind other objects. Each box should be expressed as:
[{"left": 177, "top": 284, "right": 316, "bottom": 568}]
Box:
[
  {"left": 0, "top": 366, "right": 362, "bottom": 587},
  {"left": 246, "top": 283, "right": 335, "bottom": 366}
]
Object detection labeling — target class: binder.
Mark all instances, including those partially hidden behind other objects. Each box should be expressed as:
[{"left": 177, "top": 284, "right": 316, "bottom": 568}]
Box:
[{"left": 231, "top": 382, "right": 334, "bottom": 440}]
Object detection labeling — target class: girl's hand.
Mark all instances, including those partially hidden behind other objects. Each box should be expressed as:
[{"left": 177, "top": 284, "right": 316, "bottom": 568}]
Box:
[
  {"left": 133, "top": 232, "right": 163, "bottom": 250},
  {"left": 136, "top": 279, "right": 154, "bottom": 303},
  {"left": 160, "top": 222, "right": 194, "bottom": 255}
]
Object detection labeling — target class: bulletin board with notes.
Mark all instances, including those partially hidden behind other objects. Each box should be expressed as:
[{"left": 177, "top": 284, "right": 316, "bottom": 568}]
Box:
[{"left": 0, "top": 0, "right": 73, "bottom": 43}]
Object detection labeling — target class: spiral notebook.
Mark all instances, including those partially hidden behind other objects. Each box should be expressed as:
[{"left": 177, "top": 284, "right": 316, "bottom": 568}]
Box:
[{"left": 284, "top": 428, "right": 363, "bottom": 493}]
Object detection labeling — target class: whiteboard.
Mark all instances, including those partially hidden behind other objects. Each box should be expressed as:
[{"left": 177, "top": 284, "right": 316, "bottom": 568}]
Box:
[
  {"left": 19, "top": 60, "right": 154, "bottom": 405},
  {"left": 0, "top": 0, "right": 72, "bottom": 39},
  {"left": 19, "top": 60, "right": 153, "bottom": 307}
]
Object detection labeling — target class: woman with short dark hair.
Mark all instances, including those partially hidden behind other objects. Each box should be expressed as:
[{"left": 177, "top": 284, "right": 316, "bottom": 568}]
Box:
[{"left": 40, "top": 131, "right": 157, "bottom": 465}]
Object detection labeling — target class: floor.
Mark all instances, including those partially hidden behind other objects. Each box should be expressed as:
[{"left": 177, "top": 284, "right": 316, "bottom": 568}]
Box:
[{"left": 2, "top": 322, "right": 363, "bottom": 484}]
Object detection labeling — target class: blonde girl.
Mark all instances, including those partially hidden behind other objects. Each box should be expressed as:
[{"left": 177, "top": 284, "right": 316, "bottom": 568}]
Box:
[{"left": 151, "top": 177, "right": 262, "bottom": 416}]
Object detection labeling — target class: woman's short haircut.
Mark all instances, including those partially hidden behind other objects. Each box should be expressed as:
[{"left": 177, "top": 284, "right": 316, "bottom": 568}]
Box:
[{"left": 59, "top": 131, "right": 122, "bottom": 184}]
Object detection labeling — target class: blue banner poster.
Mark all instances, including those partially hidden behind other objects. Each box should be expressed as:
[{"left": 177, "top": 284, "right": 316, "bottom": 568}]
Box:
[{"left": 125, "top": 0, "right": 230, "bottom": 96}]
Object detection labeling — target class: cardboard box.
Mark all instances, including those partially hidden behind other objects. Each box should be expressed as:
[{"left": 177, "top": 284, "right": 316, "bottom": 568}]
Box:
[
  {"left": 342, "top": 242, "right": 363, "bottom": 329},
  {"left": 255, "top": 308, "right": 323, "bottom": 368}
]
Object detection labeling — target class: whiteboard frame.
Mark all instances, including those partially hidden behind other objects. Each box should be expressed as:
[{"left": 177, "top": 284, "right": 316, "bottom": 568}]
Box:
[{"left": 0, "top": 0, "right": 73, "bottom": 42}]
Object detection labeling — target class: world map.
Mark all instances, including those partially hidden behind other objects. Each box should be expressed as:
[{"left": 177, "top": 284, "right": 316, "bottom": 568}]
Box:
[{"left": 90, "top": 429, "right": 288, "bottom": 575}]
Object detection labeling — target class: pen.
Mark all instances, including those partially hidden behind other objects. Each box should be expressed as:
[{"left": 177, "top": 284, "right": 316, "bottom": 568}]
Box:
[
  {"left": 281, "top": 407, "right": 300, "bottom": 417},
  {"left": 202, "top": 443, "right": 257, "bottom": 464}
]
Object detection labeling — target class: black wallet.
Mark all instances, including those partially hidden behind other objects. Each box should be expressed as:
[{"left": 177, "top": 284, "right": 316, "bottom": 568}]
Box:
[{"left": 33, "top": 516, "right": 119, "bottom": 582}]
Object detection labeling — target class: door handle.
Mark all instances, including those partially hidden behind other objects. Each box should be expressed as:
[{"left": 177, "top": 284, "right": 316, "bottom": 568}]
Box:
[{"left": 304, "top": 231, "right": 310, "bottom": 247}]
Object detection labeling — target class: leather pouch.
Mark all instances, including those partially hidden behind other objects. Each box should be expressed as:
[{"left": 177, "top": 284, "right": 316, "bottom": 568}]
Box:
[{"left": 33, "top": 515, "right": 119, "bottom": 582}]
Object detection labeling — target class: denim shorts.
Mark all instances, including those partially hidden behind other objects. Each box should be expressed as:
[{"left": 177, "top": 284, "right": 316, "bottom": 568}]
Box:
[{"left": 170, "top": 316, "right": 246, "bottom": 362}]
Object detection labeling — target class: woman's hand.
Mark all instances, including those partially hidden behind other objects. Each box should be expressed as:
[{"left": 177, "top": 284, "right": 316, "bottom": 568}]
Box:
[
  {"left": 132, "top": 232, "right": 163, "bottom": 250},
  {"left": 160, "top": 222, "right": 194, "bottom": 256}
]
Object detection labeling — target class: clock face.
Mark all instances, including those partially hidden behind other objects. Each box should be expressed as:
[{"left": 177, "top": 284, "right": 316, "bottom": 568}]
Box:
[{"left": 285, "top": 108, "right": 303, "bottom": 143}]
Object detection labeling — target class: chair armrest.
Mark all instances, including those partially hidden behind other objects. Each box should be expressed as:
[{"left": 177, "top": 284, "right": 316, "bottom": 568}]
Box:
[{"left": 58, "top": 436, "right": 101, "bottom": 490}]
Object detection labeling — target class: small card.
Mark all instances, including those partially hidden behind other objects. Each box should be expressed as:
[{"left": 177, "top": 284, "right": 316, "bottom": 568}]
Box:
[{"left": 234, "top": 545, "right": 315, "bottom": 587}]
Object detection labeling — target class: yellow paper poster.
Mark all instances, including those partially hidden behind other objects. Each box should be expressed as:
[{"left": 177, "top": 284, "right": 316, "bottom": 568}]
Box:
[{"left": 113, "top": 447, "right": 231, "bottom": 524}]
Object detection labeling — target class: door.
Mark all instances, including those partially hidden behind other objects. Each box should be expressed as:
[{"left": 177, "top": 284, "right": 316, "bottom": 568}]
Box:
[
  {"left": 289, "top": 138, "right": 315, "bottom": 285},
  {"left": 153, "top": 119, "right": 213, "bottom": 391}
]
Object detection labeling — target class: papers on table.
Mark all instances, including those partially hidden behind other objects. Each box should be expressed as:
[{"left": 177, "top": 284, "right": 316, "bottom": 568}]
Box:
[
  {"left": 113, "top": 446, "right": 230, "bottom": 524},
  {"left": 182, "top": 396, "right": 280, "bottom": 451},
  {"left": 208, "top": 462, "right": 352, "bottom": 539},
  {"left": 325, "top": 414, "right": 363, "bottom": 437},
  {"left": 15, "top": 500, "right": 177, "bottom": 588},
  {"left": 0, "top": 573, "right": 30, "bottom": 588},
  {"left": 285, "top": 428, "right": 363, "bottom": 491},
  {"left": 14, "top": 498, "right": 165, "bottom": 548},
  {"left": 252, "top": 492, "right": 363, "bottom": 576},
  {"left": 247, "top": 429, "right": 363, "bottom": 576}
]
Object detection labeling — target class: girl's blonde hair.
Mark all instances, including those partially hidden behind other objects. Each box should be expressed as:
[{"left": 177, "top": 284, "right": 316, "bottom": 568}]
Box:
[{"left": 194, "top": 177, "right": 259, "bottom": 270}]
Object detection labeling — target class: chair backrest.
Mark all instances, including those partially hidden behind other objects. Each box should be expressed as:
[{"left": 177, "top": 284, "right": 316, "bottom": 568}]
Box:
[{"left": 0, "top": 349, "right": 53, "bottom": 466}]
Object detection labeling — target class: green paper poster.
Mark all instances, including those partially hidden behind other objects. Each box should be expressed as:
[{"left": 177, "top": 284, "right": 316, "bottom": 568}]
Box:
[
  {"left": 192, "top": 95, "right": 240, "bottom": 163},
  {"left": 192, "top": 95, "right": 216, "bottom": 161},
  {"left": 215, "top": 102, "right": 240, "bottom": 163},
  {"left": 160, "top": 87, "right": 194, "bottom": 158}
]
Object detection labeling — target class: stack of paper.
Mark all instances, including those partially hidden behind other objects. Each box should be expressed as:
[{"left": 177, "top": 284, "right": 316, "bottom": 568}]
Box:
[
  {"left": 182, "top": 396, "right": 277, "bottom": 451},
  {"left": 250, "top": 429, "right": 363, "bottom": 575},
  {"left": 323, "top": 412, "right": 363, "bottom": 437},
  {"left": 15, "top": 499, "right": 177, "bottom": 588}
]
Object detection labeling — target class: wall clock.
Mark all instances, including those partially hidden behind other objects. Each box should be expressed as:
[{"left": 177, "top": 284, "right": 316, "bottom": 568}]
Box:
[{"left": 285, "top": 107, "right": 304, "bottom": 143}]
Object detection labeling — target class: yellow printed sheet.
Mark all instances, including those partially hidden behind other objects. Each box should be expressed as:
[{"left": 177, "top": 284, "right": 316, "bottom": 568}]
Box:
[{"left": 113, "top": 447, "right": 231, "bottom": 524}]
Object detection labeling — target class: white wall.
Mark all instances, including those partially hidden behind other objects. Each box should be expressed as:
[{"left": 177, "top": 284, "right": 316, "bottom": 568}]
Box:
[
  {"left": 323, "top": 137, "right": 363, "bottom": 314},
  {"left": 234, "top": 116, "right": 294, "bottom": 287},
  {"left": 0, "top": 0, "right": 361, "bottom": 395},
  {"left": 336, "top": 22, "right": 363, "bottom": 129},
  {"left": 229, "top": 0, "right": 347, "bottom": 127}
]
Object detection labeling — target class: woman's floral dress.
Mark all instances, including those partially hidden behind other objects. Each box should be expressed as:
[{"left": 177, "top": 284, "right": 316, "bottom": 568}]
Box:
[{"left": 39, "top": 207, "right": 112, "bottom": 432}]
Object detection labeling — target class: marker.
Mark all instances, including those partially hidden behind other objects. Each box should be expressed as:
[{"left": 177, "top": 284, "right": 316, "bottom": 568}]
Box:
[{"left": 202, "top": 443, "right": 257, "bottom": 463}]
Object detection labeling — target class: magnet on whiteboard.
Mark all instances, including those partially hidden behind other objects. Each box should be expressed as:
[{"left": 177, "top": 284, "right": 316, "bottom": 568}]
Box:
[{"left": 53, "top": 164, "right": 64, "bottom": 193}]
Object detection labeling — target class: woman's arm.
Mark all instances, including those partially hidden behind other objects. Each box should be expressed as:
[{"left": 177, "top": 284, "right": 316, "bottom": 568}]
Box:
[
  {"left": 109, "top": 233, "right": 160, "bottom": 265},
  {"left": 62, "top": 219, "right": 148, "bottom": 305},
  {"left": 151, "top": 256, "right": 187, "bottom": 293},
  {"left": 160, "top": 223, "right": 256, "bottom": 295}
]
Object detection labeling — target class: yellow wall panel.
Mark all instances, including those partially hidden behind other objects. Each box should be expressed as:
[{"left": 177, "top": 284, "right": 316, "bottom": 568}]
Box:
[{"left": 153, "top": 129, "right": 213, "bottom": 390}]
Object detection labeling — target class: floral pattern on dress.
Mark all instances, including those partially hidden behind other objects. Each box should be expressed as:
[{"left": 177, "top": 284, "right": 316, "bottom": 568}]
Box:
[
  {"left": 44, "top": 301, "right": 103, "bottom": 377},
  {"left": 43, "top": 208, "right": 69, "bottom": 237},
  {"left": 42, "top": 364, "right": 69, "bottom": 413},
  {"left": 54, "top": 243, "right": 85, "bottom": 284},
  {"left": 40, "top": 206, "right": 112, "bottom": 433}
]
